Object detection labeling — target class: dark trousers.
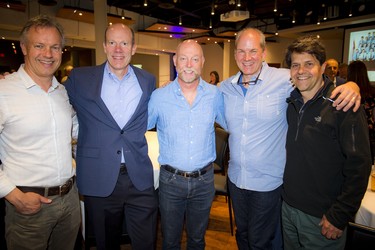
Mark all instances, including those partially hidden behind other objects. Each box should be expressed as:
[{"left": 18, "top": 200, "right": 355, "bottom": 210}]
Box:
[
  {"left": 84, "top": 168, "right": 159, "bottom": 250},
  {"left": 0, "top": 198, "right": 6, "bottom": 250},
  {"left": 228, "top": 180, "right": 282, "bottom": 250}
]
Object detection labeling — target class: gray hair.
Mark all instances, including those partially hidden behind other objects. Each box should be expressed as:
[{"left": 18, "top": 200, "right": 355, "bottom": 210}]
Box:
[{"left": 20, "top": 15, "right": 65, "bottom": 47}]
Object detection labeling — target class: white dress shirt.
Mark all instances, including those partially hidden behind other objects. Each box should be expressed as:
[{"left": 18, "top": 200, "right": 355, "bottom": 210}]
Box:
[{"left": 0, "top": 65, "right": 78, "bottom": 197}]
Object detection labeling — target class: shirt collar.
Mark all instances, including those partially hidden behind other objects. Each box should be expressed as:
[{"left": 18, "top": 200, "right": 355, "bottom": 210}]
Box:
[
  {"left": 18, "top": 64, "right": 59, "bottom": 91},
  {"left": 172, "top": 77, "right": 206, "bottom": 95},
  {"left": 104, "top": 62, "right": 133, "bottom": 82}
]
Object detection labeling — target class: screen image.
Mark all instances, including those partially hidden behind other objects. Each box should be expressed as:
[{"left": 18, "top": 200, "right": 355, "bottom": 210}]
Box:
[{"left": 343, "top": 25, "right": 375, "bottom": 83}]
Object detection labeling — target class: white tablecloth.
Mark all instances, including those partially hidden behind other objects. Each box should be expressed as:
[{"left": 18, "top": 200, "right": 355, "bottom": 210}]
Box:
[
  {"left": 145, "top": 131, "right": 160, "bottom": 189},
  {"left": 355, "top": 174, "right": 375, "bottom": 228}
]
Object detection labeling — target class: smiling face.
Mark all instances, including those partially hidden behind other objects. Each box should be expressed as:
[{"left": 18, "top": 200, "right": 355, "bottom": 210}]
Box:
[
  {"left": 21, "top": 26, "right": 62, "bottom": 83},
  {"left": 103, "top": 23, "right": 136, "bottom": 79},
  {"left": 234, "top": 29, "right": 266, "bottom": 81},
  {"left": 173, "top": 40, "right": 205, "bottom": 85},
  {"left": 290, "top": 52, "right": 326, "bottom": 102}
]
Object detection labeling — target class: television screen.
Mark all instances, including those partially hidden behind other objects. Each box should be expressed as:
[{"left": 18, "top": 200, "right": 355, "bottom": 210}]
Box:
[{"left": 343, "top": 25, "right": 375, "bottom": 83}]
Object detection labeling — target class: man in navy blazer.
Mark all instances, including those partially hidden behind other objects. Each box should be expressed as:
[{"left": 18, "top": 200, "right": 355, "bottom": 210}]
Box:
[{"left": 64, "top": 23, "right": 158, "bottom": 250}]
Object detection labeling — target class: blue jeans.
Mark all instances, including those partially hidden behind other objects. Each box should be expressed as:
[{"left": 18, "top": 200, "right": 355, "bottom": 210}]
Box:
[
  {"left": 159, "top": 166, "right": 215, "bottom": 250},
  {"left": 228, "top": 180, "right": 282, "bottom": 250}
]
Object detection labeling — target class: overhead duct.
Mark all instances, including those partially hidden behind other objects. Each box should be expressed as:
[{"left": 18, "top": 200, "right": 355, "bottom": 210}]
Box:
[{"left": 220, "top": 10, "right": 249, "bottom": 22}]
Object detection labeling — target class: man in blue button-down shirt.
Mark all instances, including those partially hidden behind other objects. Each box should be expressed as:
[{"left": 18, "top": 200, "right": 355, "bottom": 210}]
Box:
[
  {"left": 220, "top": 28, "right": 361, "bottom": 250},
  {"left": 148, "top": 40, "right": 226, "bottom": 249}
]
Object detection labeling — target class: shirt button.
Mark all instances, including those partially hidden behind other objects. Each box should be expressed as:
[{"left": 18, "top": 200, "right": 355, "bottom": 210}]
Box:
[
  {"left": 121, "top": 130, "right": 124, "bottom": 134},
  {"left": 117, "top": 150, "right": 121, "bottom": 154}
]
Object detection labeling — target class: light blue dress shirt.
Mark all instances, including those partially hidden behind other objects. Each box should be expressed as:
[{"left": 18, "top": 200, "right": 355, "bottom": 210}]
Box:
[
  {"left": 148, "top": 78, "right": 226, "bottom": 171},
  {"left": 101, "top": 63, "right": 142, "bottom": 163},
  {"left": 220, "top": 62, "right": 293, "bottom": 191}
]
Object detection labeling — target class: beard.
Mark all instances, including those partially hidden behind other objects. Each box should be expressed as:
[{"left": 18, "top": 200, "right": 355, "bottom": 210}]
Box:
[{"left": 177, "top": 68, "right": 200, "bottom": 84}]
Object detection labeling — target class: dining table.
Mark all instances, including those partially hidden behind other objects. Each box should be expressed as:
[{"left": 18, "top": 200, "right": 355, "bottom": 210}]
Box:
[
  {"left": 145, "top": 130, "right": 160, "bottom": 189},
  {"left": 354, "top": 171, "right": 375, "bottom": 228}
]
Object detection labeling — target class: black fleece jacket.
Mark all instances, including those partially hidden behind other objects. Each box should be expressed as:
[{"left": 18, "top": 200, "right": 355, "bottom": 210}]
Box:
[{"left": 282, "top": 76, "right": 372, "bottom": 230}]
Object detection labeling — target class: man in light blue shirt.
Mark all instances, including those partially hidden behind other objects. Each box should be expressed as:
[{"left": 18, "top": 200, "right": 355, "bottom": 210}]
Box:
[
  {"left": 220, "top": 28, "right": 361, "bottom": 249},
  {"left": 148, "top": 40, "right": 226, "bottom": 249}
]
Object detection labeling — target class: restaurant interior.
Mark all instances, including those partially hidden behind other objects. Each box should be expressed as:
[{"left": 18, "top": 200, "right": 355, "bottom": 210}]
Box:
[{"left": 1, "top": 0, "right": 375, "bottom": 249}]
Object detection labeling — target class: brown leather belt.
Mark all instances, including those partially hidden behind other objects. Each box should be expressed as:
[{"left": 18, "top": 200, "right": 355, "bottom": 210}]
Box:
[
  {"left": 161, "top": 163, "right": 213, "bottom": 178},
  {"left": 17, "top": 176, "right": 75, "bottom": 197}
]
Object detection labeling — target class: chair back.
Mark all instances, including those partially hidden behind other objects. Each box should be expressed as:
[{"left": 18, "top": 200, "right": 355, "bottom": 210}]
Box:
[
  {"left": 214, "top": 127, "right": 229, "bottom": 175},
  {"left": 345, "top": 222, "right": 375, "bottom": 249}
]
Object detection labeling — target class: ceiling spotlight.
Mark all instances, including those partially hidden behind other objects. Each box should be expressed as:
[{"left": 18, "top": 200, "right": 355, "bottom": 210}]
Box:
[
  {"left": 274, "top": 0, "right": 277, "bottom": 12},
  {"left": 358, "top": 4, "right": 365, "bottom": 12},
  {"left": 211, "top": 3, "right": 215, "bottom": 15},
  {"left": 237, "top": 0, "right": 241, "bottom": 7},
  {"left": 144, "top": 0, "right": 148, "bottom": 7},
  {"left": 292, "top": 10, "right": 296, "bottom": 24},
  {"left": 179, "top": 16, "right": 182, "bottom": 25}
]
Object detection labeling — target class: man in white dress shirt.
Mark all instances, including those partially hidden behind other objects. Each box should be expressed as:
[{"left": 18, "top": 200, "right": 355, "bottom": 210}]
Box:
[{"left": 0, "top": 15, "right": 80, "bottom": 250}]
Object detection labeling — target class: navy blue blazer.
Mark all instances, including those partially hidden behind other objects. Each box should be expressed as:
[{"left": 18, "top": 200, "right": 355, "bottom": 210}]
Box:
[{"left": 65, "top": 63, "right": 156, "bottom": 196}]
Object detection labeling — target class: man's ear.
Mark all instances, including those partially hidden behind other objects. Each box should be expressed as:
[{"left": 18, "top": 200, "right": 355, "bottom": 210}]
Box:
[
  {"left": 321, "top": 62, "right": 327, "bottom": 75},
  {"left": 20, "top": 42, "right": 27, "bottom": 56}
]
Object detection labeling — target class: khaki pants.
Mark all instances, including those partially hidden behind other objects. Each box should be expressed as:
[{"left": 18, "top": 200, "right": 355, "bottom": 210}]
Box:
[{"left": 5, "top": 185, "right": 81, "bottom": 250}]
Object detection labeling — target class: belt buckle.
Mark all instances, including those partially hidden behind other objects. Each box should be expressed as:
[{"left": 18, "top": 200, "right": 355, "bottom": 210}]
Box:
[
  {"left": 182, "top": 172, "right": 189, "bottom": 178},
  {"left": 59, "top": 185, "right": 63, "bottom": 196},
  {"left": 44, "top": 187, "right": 49, "bottom": 197},
  {"left": 59, "top": 179, "right": 71, "bottom": 196}
]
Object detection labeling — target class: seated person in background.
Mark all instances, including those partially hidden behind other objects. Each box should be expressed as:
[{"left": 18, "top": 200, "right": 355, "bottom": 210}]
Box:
[
  {"left": 324, "top": 58, "right": 346, "bottom": 86},
  {"left": 61, "top": 65, "right": 73, "bottom": 83}
]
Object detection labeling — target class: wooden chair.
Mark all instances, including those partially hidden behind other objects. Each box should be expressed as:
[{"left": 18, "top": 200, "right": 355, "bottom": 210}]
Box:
[
  {"left": 213, "top": 127, "right": 234, "bottom": 236},
  {"left": 213, "top": 125, "right": 229, "bottom": 176}
]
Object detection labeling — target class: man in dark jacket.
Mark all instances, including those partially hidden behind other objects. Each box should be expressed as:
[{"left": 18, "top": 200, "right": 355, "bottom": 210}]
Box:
[
  {"left": 282, "top": 36, "right": 371, "bottom": 249},
  {"left": 64, "top": 23, "right": 158, "bottom": 250}
]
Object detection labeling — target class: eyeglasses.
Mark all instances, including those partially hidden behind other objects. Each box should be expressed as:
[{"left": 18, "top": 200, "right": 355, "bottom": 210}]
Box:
[{"left": 238, "top": 66, "right": 263, "bottom": 86}]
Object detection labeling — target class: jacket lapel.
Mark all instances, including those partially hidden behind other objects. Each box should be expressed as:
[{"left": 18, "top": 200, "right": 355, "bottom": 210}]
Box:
[{"left": 89, "top": 63, "right": 120, "bottom": 129}]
